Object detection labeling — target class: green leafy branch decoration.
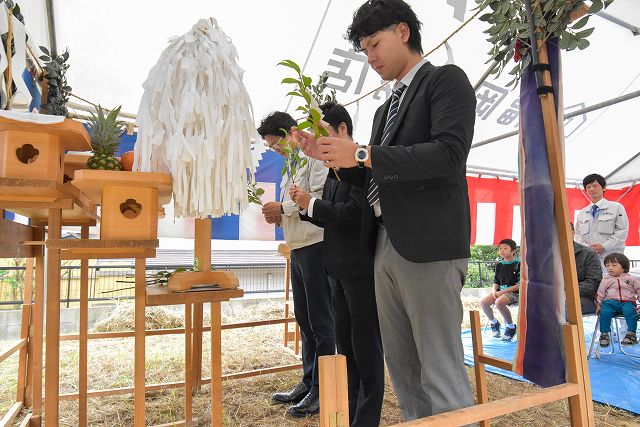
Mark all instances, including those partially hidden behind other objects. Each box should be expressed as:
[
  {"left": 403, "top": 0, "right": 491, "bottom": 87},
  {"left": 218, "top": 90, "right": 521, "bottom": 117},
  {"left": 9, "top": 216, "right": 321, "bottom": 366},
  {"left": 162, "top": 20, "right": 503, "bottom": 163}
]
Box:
[
  {"left": 476, "top": 0, "right": 613, "bottom": 87},
  {"left": 247, "top": 181, "right": 265, "bottom": 206}
]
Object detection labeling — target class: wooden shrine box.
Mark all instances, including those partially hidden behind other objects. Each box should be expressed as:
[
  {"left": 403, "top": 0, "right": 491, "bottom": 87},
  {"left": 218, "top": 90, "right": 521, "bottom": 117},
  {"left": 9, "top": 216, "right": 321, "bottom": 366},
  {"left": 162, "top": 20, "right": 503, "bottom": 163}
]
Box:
[
  {"left": 71, "top": 169, "right": 173, "bottom": 241},
  {"left": 0, "top": 116, "right": 92, "bottom": 183},
  {"left": 63, "top": 153, "right": 90, "bottom": 183},
  {"left": 100, "top": 186, "right": 158, "bottom": 240}
]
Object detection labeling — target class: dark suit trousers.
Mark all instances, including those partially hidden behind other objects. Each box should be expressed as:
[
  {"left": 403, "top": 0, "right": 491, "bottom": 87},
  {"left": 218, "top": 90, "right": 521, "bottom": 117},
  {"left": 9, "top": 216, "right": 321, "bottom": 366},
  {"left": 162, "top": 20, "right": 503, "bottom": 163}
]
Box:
[
  {"left": 329, "top": 275, "right": 384, "bottom": 427},
  {"left": 290, "top": 242, "right": 335, "bottom": 388}
]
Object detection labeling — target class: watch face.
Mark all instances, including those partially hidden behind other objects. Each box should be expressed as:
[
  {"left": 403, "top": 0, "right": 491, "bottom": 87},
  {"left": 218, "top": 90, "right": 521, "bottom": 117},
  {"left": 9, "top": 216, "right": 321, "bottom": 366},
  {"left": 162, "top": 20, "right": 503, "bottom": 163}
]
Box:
[{"left": 356, "top": 149, "right": 367, "bottom": 160}]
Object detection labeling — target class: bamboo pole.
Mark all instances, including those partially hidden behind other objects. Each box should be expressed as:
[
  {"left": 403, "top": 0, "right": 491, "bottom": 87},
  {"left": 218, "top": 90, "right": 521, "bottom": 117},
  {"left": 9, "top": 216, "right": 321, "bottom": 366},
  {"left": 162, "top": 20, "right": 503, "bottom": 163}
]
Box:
[
  {"left": 4, "top": 7, "right": 13, "bottom": 109},
  {"left": 535, "top": 39, "right": 594, "bottom": 427}
]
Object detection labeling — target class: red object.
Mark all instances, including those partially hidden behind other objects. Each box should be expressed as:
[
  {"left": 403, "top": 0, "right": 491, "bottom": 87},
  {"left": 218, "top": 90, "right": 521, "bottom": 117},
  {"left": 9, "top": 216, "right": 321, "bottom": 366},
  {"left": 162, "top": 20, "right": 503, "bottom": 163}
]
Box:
[
  {"left": 466, "top": 176, "right": 640, "bottom": 246},
  {"left": 514, "top": 39, "right": 523, "bottom": 62},
  {"left": 120, "top": 151, "right": 135, "bottom": 171}
]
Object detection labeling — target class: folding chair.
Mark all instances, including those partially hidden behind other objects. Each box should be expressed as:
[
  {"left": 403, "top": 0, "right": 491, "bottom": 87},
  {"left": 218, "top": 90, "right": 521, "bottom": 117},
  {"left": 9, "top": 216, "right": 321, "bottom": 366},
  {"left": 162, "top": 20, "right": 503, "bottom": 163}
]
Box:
[{"left": 586, "top": 313, "right": 640, "bottom": 360}]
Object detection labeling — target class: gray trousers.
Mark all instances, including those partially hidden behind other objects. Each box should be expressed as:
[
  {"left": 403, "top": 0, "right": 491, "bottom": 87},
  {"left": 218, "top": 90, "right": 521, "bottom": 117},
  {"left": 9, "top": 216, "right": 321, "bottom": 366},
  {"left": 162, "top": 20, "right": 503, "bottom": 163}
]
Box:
[{"left": 375, "top": 225, "right": 474, "bottom": 421}]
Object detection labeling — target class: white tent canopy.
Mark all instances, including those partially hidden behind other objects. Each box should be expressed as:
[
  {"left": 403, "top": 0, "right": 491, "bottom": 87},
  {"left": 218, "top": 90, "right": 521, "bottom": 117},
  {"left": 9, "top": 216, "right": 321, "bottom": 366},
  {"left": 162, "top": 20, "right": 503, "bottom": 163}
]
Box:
[{"left": 15, "top": 0, "right": 640, "bottom": 185}]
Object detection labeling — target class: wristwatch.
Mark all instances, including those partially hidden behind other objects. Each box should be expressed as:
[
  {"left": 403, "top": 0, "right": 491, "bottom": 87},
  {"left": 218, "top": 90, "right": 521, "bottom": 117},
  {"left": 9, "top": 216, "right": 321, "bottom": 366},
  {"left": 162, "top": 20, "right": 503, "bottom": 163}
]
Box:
[{"left": 354, "top": 145, "right": 369, "bottom": 168}]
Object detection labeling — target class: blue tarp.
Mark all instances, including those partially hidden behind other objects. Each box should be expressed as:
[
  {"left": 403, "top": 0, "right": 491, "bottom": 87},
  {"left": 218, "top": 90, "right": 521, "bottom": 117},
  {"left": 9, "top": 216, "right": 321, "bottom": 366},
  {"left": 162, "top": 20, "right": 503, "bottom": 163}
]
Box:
[{"left": 462, "top": 316, "right": 640, "bottom": 415}]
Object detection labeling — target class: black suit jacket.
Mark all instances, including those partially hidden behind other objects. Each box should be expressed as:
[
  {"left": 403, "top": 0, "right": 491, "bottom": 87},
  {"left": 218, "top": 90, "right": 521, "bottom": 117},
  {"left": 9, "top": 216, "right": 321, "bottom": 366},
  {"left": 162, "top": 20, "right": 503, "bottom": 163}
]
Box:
[
  {"left": 574, "top": 241, "right": 602, "bottom": 314},
  {"left": 301, "top": 170, "right": 375, "bottom": 279},
  {"left": 336, "top": 62, "right": 476, "bottom": 263}
]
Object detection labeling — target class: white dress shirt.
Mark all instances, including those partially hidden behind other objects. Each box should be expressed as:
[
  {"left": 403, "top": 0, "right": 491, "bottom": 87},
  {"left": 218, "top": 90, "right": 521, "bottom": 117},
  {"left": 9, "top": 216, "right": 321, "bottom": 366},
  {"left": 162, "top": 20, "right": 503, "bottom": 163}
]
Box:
[
  {"left": 279, "top": 152, "right": 326, "bottom": 250},
  {"left": 372, "top": 57, "right": 430, "bottom": 217}
]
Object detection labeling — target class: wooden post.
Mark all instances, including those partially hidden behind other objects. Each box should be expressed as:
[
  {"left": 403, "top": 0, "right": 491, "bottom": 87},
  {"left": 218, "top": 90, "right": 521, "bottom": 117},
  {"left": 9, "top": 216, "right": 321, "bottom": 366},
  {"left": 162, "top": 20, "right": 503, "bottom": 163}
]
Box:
[
  {"left": 192, "top": 218, "right": 211, "bottom": 390},
  {"left": 78, "top": 226, "right": 89, "bottom": 426},
  {"left": 4, "top": 8, "right": 13, "bottom": 110},
  {"left": 44, "top": 208, "right": 62, "bottom": 426},
  {"left": 469, "top": 311, "right": 490, "bottom": 427},
  {"left": 185, "top": 303, "right": 193, "bottom": 422},
  {"left": 210, "top": 301, "right": 222, "bottom": 427},
  {"left": 29, "top": 228, "right": 45, "bottom": 426},
  {"left": 134, "top": 257, "right": 146, "bottom": 427},
  {"left": 16, "top": 258, "right": 34, "bottom": 403},
  {"left": 319, "top": 354, "right": 349, "bottom": 427},
  {"left": 536, "top": 40, "right": 594, "bottom": 426},
  {"left": 283, "top": 250, "right": 292, "bottom": 347}
]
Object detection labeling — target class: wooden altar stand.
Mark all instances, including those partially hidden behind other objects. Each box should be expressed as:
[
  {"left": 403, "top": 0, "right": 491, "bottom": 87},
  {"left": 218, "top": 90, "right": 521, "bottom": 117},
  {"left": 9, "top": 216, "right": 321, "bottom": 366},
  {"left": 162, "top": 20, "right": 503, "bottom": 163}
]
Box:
[
  {"left": 63, "top": 170, "right": 243, "bottom": 426},
  {"left": 0, "top": 117, "right": 93, "bottom": 426}
]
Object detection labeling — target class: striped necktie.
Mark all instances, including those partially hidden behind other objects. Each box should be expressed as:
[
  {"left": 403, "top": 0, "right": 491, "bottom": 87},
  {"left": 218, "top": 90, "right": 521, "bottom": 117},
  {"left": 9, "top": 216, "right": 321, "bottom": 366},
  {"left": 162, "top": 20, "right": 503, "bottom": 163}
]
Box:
[{"left": 367, "top": 84, "right": 407, "bottom": 206}]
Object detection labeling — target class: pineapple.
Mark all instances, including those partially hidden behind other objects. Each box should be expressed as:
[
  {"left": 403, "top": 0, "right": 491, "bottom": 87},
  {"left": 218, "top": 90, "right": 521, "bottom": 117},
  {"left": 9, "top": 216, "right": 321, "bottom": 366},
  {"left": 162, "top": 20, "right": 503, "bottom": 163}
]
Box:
[{"left": 86, "top": 105, "right": 126, "bottom": 171}]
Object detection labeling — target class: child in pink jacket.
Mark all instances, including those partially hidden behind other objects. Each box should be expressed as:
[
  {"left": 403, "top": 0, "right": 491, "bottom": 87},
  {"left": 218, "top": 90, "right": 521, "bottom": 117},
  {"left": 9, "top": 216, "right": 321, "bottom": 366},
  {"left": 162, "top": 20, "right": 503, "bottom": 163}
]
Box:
[{"left": 596, "top": 253, "right": 640, "bottom": 347}]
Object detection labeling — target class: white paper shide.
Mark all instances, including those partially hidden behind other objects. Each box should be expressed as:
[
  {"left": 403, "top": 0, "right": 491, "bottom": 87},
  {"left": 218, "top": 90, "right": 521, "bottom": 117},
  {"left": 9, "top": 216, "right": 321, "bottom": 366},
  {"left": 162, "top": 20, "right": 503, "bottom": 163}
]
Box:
[{"left": 135, "top": 18, "right": 264, "bottom": 218}]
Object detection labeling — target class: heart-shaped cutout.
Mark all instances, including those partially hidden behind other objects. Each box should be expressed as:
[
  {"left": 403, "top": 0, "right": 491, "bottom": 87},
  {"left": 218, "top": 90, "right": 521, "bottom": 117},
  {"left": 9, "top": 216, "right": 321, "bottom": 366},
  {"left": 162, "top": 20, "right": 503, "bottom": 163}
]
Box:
[
  {"left": 120, "top": 198, "right": 142, "bottom": 219},
  {"left": 15, "top": 144, "right": 40, "bottom": 164}
]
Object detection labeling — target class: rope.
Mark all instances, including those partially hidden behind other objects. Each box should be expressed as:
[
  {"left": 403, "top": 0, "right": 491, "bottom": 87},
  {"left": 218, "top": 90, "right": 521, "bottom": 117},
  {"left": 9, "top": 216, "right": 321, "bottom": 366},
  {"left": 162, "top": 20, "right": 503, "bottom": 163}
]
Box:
[
  {"left": 284, "top": 0, "right": 333, "bottom": 113},
  {"left": 344, "top": 6, "right": 484, "bottom": 107}
]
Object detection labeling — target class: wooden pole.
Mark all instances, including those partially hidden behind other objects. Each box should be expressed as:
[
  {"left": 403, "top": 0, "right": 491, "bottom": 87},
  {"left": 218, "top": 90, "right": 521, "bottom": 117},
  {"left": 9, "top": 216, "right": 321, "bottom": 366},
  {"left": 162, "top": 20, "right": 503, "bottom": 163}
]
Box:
[
  {"left": 210, "top": 301, "right": 222, "bottom": 427},
  {"left": 318, "top": 355, "right": 349, "bottom": 427},
  {"left": 16, "top": 258, "right": 34, "bottom": 404},
  {"left": 469, "top": 311, "right": 490, "bottom": 427},
  {"left": 536, "top": 40, "right": 594, "bottom": 426},
  {"left": 185, "top": 304, "right": 193, "bottom": 422},
  {"left": 134, "top": 257, "right": 146, "bottom": 427},
  {"left": 192, "top": 218, "right": 211, "bottom": 390},
  {"left": 44, "top": 208, "right": 62, "bottom": 426},
  {"left": 29, "top": 228, "right": 45, "bottom": 426},
  {"left": 78, "top": 226, "right": 89, "bottom": 426}
]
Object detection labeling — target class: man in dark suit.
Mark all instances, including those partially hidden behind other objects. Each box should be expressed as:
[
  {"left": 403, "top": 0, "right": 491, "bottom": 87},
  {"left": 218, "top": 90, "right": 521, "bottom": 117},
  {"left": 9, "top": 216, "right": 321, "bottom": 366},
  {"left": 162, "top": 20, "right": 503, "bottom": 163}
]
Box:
[
  {"left": 293, "top": 0, "right": 476, "bottom": 420},
  {"left": 571, "top": 222, "right": 603, "bottom": 314},
  {"left": 290, "top": 102, "right": 384, "bottom": 426}
]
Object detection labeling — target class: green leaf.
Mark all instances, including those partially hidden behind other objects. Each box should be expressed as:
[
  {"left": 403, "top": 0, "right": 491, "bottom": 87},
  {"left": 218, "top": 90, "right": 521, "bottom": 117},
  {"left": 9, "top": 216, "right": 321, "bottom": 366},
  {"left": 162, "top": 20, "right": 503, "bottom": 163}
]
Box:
[
  {"left": 40, "top": 46, "right": 50, "bottom": 56},
  {"left": 569, "top": 37, "right": 579, "bottom": 50},
  {"left": 297, "top": 120, "right": 313, "bottom": 130},
  {"left": 479, "top": 13, "right": 493, "bottom": 21},
  {"left": 571, "top": 15, "right": 590, "bottom": 30},
  {"left": 301, "top": 90, "right": 311, "bottom": 105},
  {"left": 281, "top": 77, "right": 300, "bottom": 85},
  {"left": 577, "top": 38, "right": 590, "bottom": 50},
  {"left": 588, "top": 0, "right": 603, "bottom": 13},
  {"left": 256, "top": 188, "right": 265, "bottom": 196},
  {"left": 278, "top": 59, "right": 301, "bottom": 74},
  {"left": 309, "top": 109, "right": 321, "bottom": 123},
  {"left": 286, "top": 91, "right": 303, "bottom": 98},
  {"left": 302, "top": 75, "right": 312, "bottom": 87},
  {"left": 575, "top": 27, "right": 595, "bottom": 38}
]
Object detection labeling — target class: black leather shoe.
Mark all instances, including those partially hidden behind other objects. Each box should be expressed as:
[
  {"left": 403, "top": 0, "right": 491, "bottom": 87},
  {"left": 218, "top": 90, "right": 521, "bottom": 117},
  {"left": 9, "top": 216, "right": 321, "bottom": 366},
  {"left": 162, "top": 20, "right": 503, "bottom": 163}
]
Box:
[
  {"left": 287, "top": 388, "right": 320, "bottom": 418},
  {"left": 272, "top": 382, "right": 310, "bottom": 404}
]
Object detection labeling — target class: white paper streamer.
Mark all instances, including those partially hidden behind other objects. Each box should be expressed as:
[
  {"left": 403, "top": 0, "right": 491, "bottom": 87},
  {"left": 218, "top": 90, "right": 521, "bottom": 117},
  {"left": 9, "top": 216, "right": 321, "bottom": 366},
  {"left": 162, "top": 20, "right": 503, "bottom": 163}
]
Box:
[{"left": 135, "top": 18, "right": 265, "bottom": 218}]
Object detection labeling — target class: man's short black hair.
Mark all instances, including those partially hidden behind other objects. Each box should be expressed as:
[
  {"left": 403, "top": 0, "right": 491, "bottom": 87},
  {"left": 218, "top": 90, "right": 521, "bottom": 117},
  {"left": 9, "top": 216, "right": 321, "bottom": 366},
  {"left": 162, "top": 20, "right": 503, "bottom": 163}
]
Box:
[
  {"left": 319, "top": 102, "right": 353, "bottom": 137},
  {"left": 603, "top": 252, "right": 630, "bottom": 273},
  {"left": 499, "top": 239, "right": 517, "bottom": 252},
  {"left": 346, "top": 0, "right": 423, "bottom": 54},
  {"left": 582, "top": 173, "right": 606, "bottom": 189},
  {"left": 257, "top": 111, "right": 296, "bottom": 139}
]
